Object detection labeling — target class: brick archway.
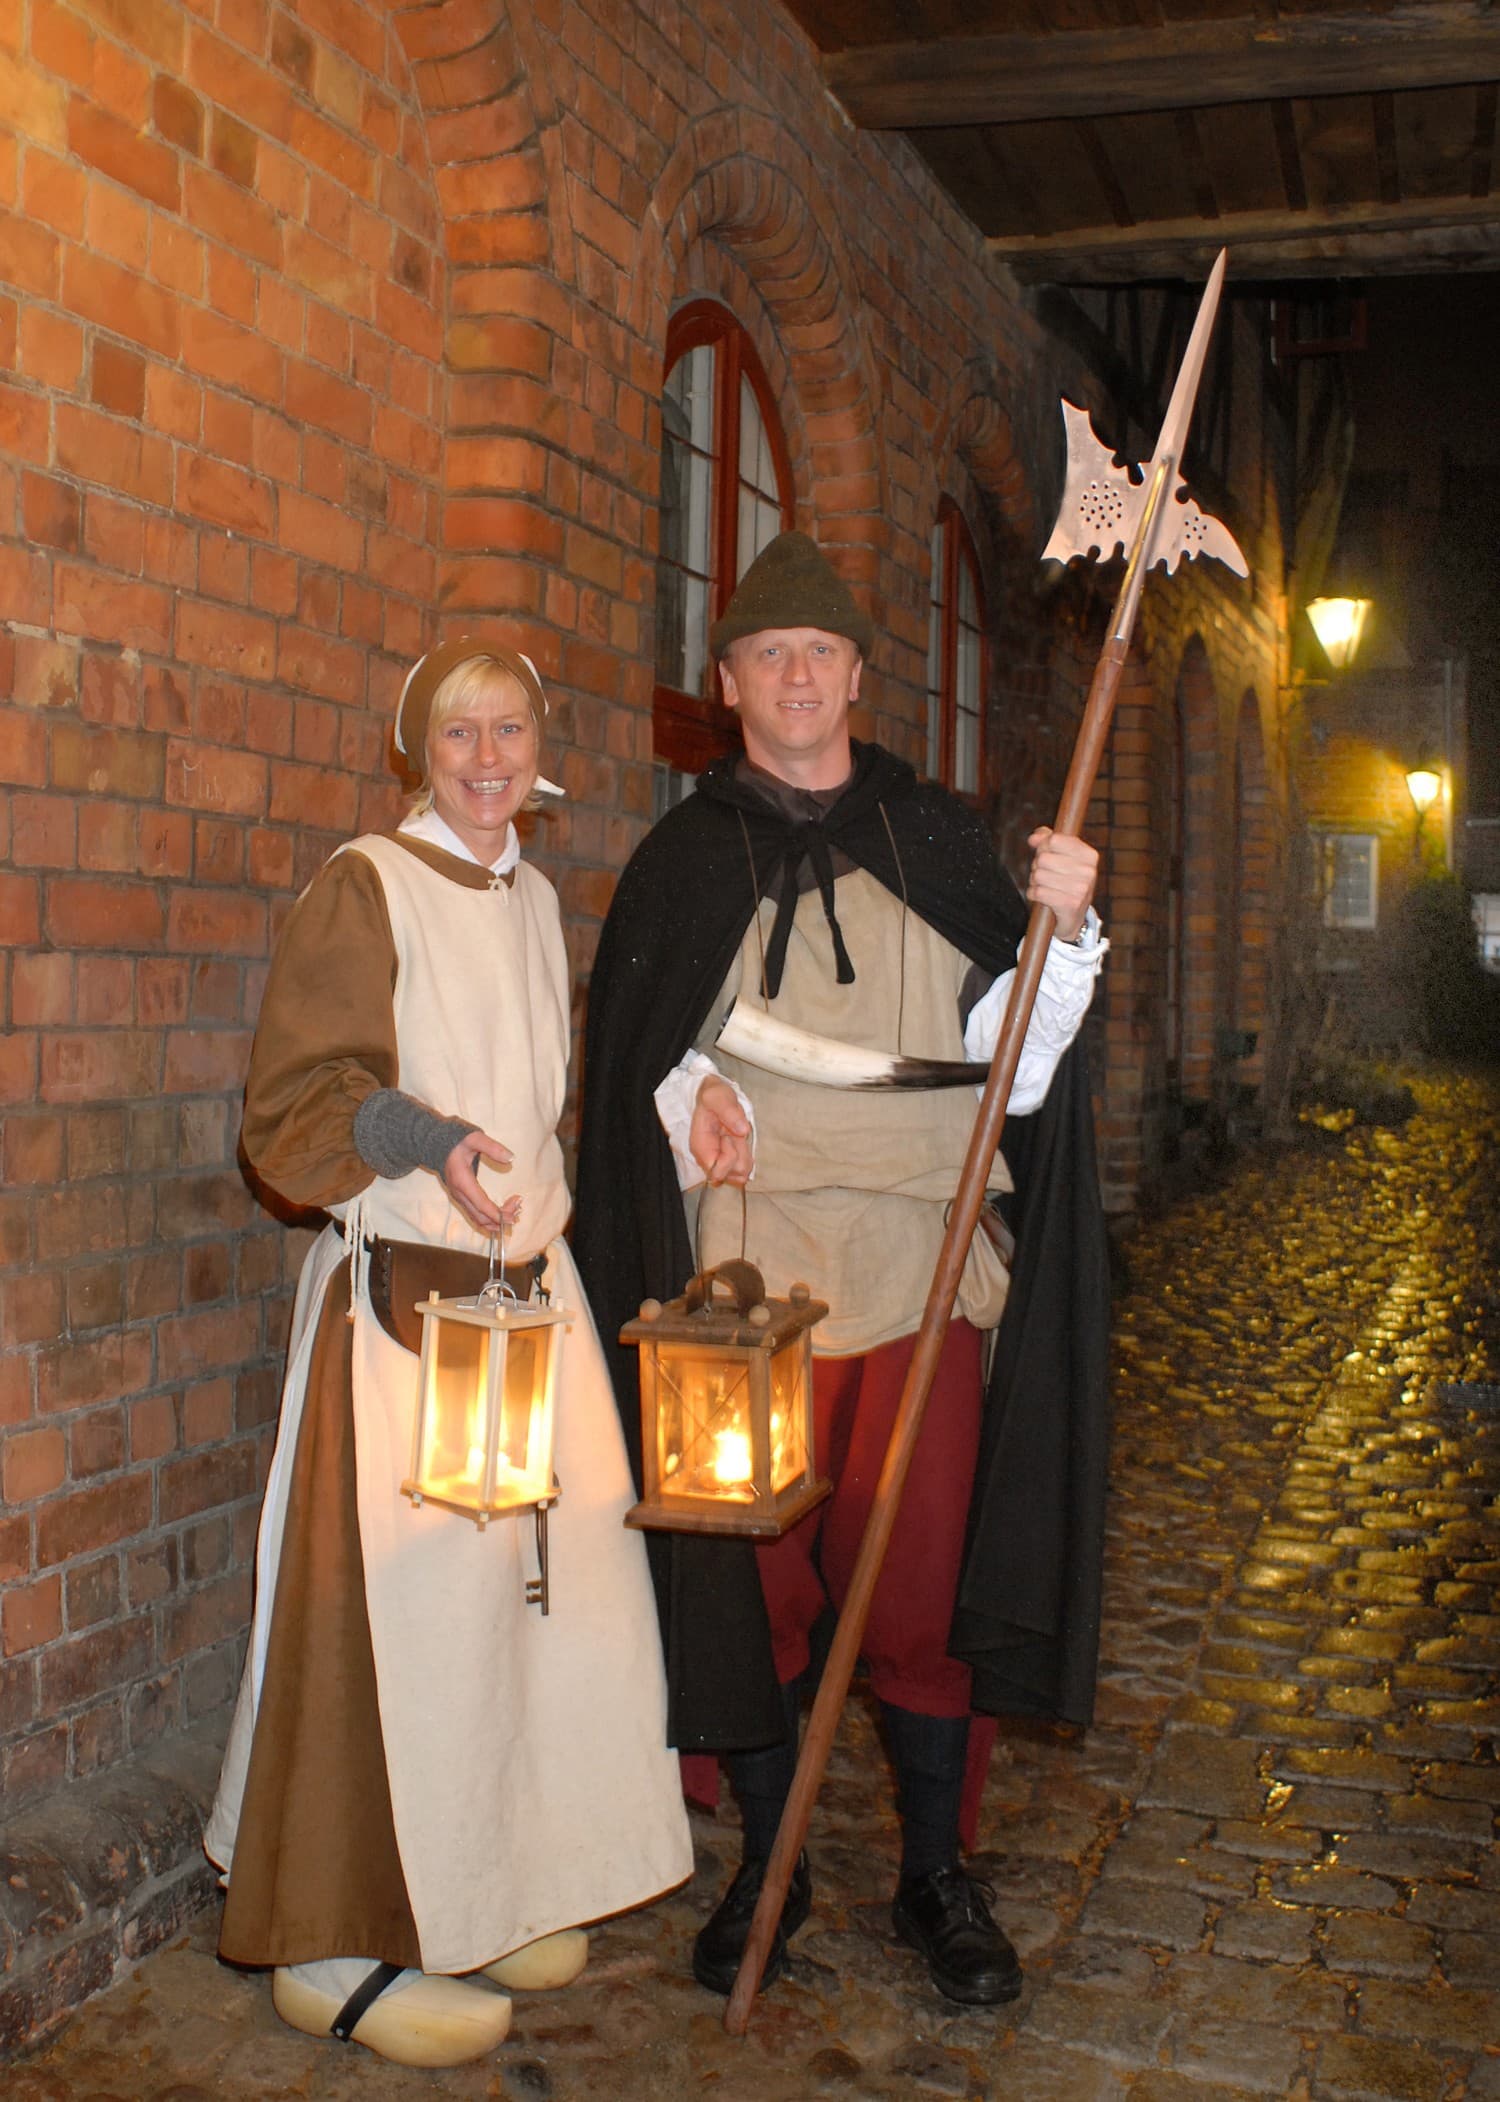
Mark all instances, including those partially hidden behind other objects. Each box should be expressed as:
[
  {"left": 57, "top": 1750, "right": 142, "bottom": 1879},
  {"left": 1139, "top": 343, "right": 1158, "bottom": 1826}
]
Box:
[
  {"left": 931, "top": 362, "right": 1037, "bottom": 553},
  {"left": 1233, "top": 689, "right": 1273, "bottom": 1088},
  {"left": 926, "top": 365, "right": 1048, "bottom": 810},
  {"left": 385, "top": 0, "right": 581, "bottom": 652},
  {"left": 1171, "top": 635, "right": 1221, "bottom": 1103},
  {"left": 633, "top": 112, "right": 884, "bottom": 598},
  {"left": 1093, "top": 632, "right": 1161, "bottom": 1212},
  {"left": 386, "top": 0, "right": 564, "bottom": 270}
]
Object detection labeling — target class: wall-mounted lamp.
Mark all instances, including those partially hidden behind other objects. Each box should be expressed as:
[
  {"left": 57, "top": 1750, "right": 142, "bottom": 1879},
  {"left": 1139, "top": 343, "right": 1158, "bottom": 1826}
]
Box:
[
  {"left": 1306, "top": 596, "right": 1371, "bottom": 673},
  {"left": 1405, "top": 763, "right": 1445, "bottom": 863}
]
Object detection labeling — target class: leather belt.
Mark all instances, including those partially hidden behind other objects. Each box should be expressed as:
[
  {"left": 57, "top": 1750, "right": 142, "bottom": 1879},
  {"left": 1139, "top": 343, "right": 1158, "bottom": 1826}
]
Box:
[{"left": 363, "top": 1233, "right": 548, "bottom": 1356}]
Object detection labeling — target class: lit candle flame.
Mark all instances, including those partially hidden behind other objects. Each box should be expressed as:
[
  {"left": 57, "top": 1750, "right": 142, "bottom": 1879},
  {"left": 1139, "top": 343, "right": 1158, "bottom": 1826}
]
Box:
[{"left": 712, "top": 1428, "right": 753, "bottom": 1485}]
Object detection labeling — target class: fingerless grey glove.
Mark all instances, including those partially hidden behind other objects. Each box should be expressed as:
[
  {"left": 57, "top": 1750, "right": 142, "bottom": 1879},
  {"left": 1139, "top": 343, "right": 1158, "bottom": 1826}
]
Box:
[{"left": 353, "top": 1088, "right": 479, "bottom": 1179}]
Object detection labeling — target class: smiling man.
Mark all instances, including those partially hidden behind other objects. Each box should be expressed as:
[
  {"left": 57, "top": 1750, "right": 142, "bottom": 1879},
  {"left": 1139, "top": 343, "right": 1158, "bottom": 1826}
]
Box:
[{"left": 574, "top": 531, "right": 1113, "bottom": 2011}]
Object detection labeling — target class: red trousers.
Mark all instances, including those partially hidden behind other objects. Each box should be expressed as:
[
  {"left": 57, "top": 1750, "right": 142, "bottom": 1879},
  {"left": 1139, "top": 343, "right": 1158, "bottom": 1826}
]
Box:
[{"left": 753, "top": 1319, "right": 983, "bottom": 1719}]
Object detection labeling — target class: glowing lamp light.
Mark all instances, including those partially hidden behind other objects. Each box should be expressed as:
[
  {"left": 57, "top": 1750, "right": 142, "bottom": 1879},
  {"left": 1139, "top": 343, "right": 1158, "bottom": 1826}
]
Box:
[
  {"left": 1405, "top": 767, "right": 1442, "bottom": 816},
  {"left": 1306, "top": 595, "right": 1371, "bottom": 672},
  {"left": 403, "top": 1287, "right": 571, "bottom": 1610},
  {"left": 622, "top": 1261, "right": 830, "bottom": 1538}
]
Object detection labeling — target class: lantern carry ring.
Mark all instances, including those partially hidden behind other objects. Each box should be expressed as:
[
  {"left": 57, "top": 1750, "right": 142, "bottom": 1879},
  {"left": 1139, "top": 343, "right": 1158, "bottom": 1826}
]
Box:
[
  {"left": 472, "top": 1213, "right": 520, "bottom": 1310},
  {"left": 683, "top": 1260, "right": 766, "bottom": 1319}
]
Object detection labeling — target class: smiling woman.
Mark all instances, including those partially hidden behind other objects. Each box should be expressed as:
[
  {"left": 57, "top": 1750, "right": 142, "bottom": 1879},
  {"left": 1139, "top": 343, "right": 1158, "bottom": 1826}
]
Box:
[
  {"left": 202, "top": 635, "right": 692, "bottom": 2068},
  {"left": 396, "top": 644, "right": 553, "bottom": 862},
  {"left": 422, "top": 665, "right": 541, "bottom": 864}
]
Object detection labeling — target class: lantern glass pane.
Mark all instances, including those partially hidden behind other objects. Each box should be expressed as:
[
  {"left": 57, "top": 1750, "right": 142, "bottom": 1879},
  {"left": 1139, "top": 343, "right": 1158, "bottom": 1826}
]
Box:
[
  {"left": 500, "top": 1320, "right": 550, "bottom": 1505},
  {"left": 421, "top": 1319, "right": 492, "bottom": 1501},
  {"left": 501, "top": 1327, "right": 542, "bottom": 1477},
  {"left": 769, "top": 1343, "right": 811, "bottom": 1493},
  {"left": 656, "top": 1346, "right": 756, "bottom": 1502}
]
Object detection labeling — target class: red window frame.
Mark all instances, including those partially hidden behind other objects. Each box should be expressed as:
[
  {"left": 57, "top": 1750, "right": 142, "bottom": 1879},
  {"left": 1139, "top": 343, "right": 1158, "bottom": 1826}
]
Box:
[
  {"left": 927, "top": 499, "right": 988, "bottom": 800},
  {"left": 653, "top": 300, "right": 794, "bottom": 774}
]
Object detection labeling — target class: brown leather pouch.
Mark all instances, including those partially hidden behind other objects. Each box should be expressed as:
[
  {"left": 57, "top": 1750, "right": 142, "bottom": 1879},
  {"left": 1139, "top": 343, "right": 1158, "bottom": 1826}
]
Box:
[
  {"left": 364, "top": 1235, "right": 546, "bottom": 1355},
  {"left": 975, "top": 1201, "right": 1016, "bottom": 1270}
]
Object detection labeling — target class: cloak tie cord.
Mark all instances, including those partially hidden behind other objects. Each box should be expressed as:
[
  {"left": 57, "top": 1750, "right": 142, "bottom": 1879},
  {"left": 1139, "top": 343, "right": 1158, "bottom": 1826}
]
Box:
[
  {"left": 735, "top": 810, "right": 770, "bottom": 1016},
  {"left": 875, "top": 800, "right": 909, "bottom": 1057},
  {"left": 762, "top": 820, "right": 853, "bottom": 997}
]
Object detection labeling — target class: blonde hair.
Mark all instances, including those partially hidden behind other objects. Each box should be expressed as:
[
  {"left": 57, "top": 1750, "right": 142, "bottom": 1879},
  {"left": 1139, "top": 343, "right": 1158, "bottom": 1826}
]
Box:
[{"left": 409, "top": 656, "right": 548, "bottom": 817}]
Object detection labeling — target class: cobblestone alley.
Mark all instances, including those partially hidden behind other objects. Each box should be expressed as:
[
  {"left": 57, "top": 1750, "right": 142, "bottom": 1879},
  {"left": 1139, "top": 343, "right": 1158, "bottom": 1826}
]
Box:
[{"left": 10, "top": 1069, "right": 1498, "bottom": 2102}]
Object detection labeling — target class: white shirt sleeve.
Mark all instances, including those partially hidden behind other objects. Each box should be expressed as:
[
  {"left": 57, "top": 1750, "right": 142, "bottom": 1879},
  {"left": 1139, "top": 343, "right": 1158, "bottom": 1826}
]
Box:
[
  {"left": 653, "top": 1050, "right": 757, "bottom": 1192},
  {"left": 963, "top": 909, "right": 1108, "bottom": 1114}
]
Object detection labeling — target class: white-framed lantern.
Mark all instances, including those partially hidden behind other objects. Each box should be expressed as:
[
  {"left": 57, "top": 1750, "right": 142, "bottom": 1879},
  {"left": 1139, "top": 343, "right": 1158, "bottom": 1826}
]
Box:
[
  {"left": 403, "top": 1286, "right": 572, "bottom": 1610},
  {"left": 622, "top": 1261, "right": 829, "bottom": 1539}
]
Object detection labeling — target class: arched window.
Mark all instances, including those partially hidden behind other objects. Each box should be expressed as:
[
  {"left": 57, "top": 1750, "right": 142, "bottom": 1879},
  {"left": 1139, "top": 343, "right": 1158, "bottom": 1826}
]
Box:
[
  {"left": 654, "top": 300, "right": 793, "bottom": 777},
  {"left": 925, "top": 501, "right": 986, "bottom": 797}
]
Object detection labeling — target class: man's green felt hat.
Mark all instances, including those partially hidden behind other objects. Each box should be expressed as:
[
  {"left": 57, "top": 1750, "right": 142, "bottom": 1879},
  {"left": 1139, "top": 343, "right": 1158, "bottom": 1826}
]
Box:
[{"left": 710, "top": 530, "right": 874, "bottom": 658}]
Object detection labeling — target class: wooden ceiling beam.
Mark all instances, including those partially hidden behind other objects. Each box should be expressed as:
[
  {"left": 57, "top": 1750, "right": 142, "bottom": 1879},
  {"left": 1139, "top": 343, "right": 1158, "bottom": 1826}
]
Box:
[
  {"left": 1470, "top": 80, "right": 1499, "bottom": 195},
  {"left": 1372, "top": 89, "right": 1402, "bottom": 206},
  {"left": 1174, "top": 106, "right": 1222, "bottom": 224},
  {"left": 990, "top": 195, "right": 1500, "bottom": 282},
  {"left": 1271, "top": 99, "right": 1308, "bottom": 212},
  {"left": 825, "top": 5, "right": 1500, "bottom": 131}
]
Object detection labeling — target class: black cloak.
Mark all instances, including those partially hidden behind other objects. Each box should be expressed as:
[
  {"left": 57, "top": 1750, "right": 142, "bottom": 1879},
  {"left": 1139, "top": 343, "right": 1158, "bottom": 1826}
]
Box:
[{"left": 572, "top": 742, "right": 1110, "bottom": 1748}]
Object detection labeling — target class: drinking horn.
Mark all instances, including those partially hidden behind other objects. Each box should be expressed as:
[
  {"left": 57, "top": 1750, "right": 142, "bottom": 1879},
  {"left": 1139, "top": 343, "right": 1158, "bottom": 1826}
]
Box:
[{"left": 714, "top": 998, "right": 988, "bottom": 1091}]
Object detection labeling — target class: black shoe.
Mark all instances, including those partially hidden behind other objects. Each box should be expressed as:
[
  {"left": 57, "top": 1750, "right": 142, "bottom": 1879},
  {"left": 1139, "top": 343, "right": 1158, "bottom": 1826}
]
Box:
[
  {"left": 891, "top": 1865, "right": 1023, "bottom": 2005},
  {"left": 691, "top": 1852, "right": 812, "bottom": 1996}
]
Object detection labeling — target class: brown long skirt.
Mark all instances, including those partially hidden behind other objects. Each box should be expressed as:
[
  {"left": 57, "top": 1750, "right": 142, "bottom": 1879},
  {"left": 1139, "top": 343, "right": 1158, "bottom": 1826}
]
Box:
[{"left": 219, "top": 1268, "right": 422, "bottom": 1967}]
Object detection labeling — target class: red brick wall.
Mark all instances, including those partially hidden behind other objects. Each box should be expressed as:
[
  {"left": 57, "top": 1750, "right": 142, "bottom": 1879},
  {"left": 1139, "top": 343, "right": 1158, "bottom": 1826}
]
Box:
[
  {"left": 1, "top": 0, "right": 445, "bottom": 1801},
  {"left": 1, "top": 0, "right": 1289, "bottom": 1798}
]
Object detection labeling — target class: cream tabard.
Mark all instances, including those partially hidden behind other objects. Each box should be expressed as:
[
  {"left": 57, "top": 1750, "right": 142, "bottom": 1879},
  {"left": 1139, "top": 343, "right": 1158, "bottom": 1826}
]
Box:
[
  {"left": 693, "top": 868, "right": 1011, "bottom": 1356},
  {"left": 206, "top": 833, "right": 691, "bottom": 1973}
]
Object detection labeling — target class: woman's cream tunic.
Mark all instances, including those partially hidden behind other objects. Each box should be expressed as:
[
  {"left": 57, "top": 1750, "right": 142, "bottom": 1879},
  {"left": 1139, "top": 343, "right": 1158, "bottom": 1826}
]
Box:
[{"left": 206, "top": 833, "right": 691, "bottom": 1973}]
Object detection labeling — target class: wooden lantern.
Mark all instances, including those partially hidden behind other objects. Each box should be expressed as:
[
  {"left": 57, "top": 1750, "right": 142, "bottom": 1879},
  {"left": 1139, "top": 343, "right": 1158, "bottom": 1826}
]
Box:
[{"left": 622, "top": 1261, "right": 829, "bottom": 1538}]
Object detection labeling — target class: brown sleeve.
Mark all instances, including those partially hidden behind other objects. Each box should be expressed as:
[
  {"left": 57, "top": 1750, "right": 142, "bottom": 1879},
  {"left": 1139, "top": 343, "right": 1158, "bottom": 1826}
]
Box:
[{"left": 241, "top": 851, "right": 399, "bottom": 1210}]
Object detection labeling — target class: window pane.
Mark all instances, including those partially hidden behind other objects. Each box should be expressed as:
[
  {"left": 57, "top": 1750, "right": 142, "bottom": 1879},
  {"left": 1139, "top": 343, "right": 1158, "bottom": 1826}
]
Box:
[
  {"left": 957, "top": 551, "right": 978, "bottom": 628},
  {"left": 657, "top": 343, "right": 717, "bottom": 696},
  {"left": 737, "top": 378, "right": 781, "bottom": 578},
  {"left": 653, "top": 563, "right": 685, "bottom": 689},
  {"left": 954, "top": 624, "right": 981, "bottom": 794},
  {"left": 954, "top": 542, "right": 983, "bottom": 795},
  {"left": 683, "top": 342, "right": 715, "bottom": 452},
  {"left": 925, "top": 521, "right": 945, "bottom": 780},
  {"left": 1324, "top": 834, "right": 1377, "bottom": 927},
  {"left": 684, "top": 422, "right": 714, "bottom": 584},
  {"left": 652, "top": 763, "right": 698, "bottom": 822},
  {"left": 658, "top": 391, "right": 691, "bottom": 568},
  {"left": 737, "top": 486, "right": 782, "bottom": 578},
  {"left": 681, "top": 566, "right": 709, "bottom": 697},
  {"left": 739, "top": 377, "right": 780, "bottom": 502},
  {"left": 928, "top": 520, "right": 946, "bottom": 619},
  {"left": 954, "top": 700, "right": 979, "bottom": 796}
]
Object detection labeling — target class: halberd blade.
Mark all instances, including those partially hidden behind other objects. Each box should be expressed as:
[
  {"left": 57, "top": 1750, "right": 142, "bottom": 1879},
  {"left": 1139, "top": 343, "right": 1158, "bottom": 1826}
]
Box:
[
  {"left": 1042, "top": 250, "right": 1245, "bottom": 577},
  {"left": 1042, "top": 404, "right": 1247, "bottom": 575}
]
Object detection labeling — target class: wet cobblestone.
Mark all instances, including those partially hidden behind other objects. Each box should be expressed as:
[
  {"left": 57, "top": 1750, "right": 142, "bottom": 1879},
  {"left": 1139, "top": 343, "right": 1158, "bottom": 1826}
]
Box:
[{"left": 11, "top": 1069, "right": 1498, "bottom": 2099}]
